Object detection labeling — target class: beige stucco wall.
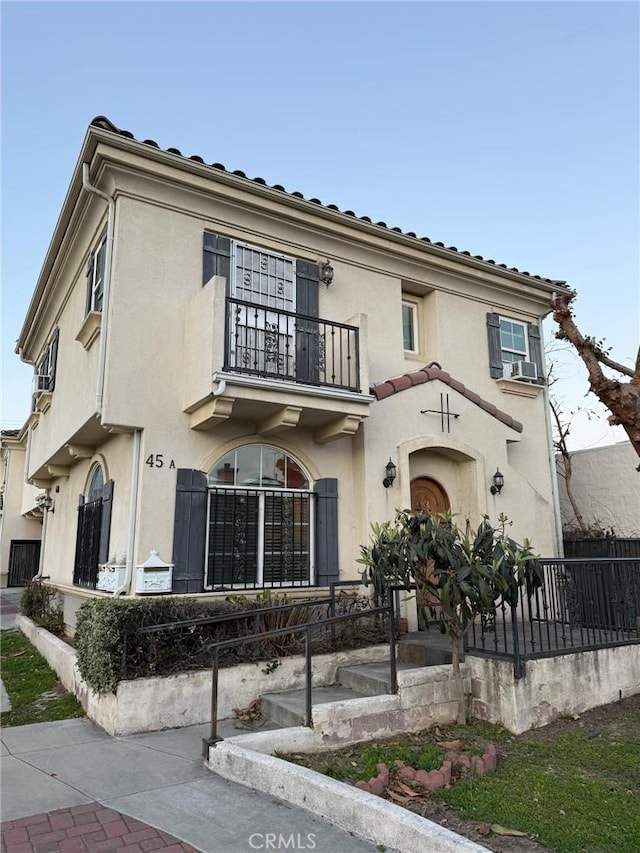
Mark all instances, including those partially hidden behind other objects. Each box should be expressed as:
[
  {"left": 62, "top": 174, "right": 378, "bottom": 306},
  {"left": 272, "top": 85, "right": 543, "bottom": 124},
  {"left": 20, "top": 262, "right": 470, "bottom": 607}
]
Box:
[
  {"left": 470, "top": 645, "right": 640, "bottom": 734},
  {"left": 0, "top": 439, "right": 42, "bottom": 586},
  {"left": 16, "top": 134, "right": 561, "bottom": 604},
  {"left": 557, "top": 441, "right": 640, "bottom": 536}
]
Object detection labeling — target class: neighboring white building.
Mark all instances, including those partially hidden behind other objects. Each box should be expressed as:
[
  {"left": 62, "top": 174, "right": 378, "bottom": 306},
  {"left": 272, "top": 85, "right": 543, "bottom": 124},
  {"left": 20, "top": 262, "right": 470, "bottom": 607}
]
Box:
[
  {"left": 2, "top": 117, "right": 565, "bottom": 624},
  {"left": 557, "top": 441, "right": 640, "bottom": 537},
  {"left": 0, "top": 429, "right": 43, "bottom": 585}
]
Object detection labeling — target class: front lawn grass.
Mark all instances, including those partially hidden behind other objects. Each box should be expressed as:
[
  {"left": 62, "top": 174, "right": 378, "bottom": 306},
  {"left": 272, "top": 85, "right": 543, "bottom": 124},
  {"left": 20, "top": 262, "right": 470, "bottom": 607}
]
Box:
[
  {"left": 1, "top": 629, "right": 84, "bottom": 727},
  {"left": 283, "top": 710, "right": 640, "bottom": 853},
  {"left": 321, "top": 740, "right": 445, "bottom": 782},
  {"left": 437, "top": 726, "right": 640, "bottom": 853}
]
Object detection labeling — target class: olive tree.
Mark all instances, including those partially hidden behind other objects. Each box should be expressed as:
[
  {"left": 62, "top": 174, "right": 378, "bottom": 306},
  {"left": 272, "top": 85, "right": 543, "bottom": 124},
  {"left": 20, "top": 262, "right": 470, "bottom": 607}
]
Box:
[{"left": 360, "top": 512, "right": 542, "bottom": 723}]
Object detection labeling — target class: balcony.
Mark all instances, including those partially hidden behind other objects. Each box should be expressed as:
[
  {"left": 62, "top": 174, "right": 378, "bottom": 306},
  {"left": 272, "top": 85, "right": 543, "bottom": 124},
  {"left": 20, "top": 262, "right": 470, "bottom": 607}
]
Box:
[
  {"left": 186, "top": 296, "right": 372, "bottom": 442},
  {"left": 224, "top": 298, "right": 360, "bottom": 392}
]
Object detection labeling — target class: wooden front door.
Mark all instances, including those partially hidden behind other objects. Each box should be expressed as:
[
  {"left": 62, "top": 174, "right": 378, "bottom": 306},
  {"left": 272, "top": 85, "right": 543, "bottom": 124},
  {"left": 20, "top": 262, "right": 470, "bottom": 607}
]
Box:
[
  {"left": 410, "top": 477, "right": 450, "bottom": 515},
  {"left": 410, "top": 478, "right": 450, "bottom": 629}
]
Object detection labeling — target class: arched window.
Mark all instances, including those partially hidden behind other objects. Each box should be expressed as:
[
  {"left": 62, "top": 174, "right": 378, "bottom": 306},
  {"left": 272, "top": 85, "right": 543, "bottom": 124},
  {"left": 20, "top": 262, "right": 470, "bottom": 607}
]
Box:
[
  {"left": 86, "top": 464, "right": 105, "bottom": 502},
  {"left": 208, "top": 446, "right": 309, "bottom": 490},
  {"left": 206, "top": 445, "right": 312, "bottom": 589}
]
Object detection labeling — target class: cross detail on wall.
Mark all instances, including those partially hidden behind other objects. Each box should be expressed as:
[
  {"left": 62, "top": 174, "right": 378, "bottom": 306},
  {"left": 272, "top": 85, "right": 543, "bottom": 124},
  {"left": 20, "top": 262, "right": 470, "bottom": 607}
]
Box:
[{"left": 420, "top": 393, "right": 460, "bottom": 433}]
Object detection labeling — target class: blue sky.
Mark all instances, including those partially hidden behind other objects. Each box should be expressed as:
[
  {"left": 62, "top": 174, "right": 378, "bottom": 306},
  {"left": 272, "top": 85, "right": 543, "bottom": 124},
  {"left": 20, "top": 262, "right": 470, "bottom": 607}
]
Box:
[{"left": 2, "top": 1, "right": 638, "bottom": 449}]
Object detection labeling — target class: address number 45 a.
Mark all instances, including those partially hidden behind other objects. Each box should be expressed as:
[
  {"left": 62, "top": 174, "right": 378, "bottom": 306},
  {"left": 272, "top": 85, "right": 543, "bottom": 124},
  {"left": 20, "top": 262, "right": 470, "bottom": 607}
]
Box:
[{"left": 145, "top": 454, "right": 176, "bottom": 469}]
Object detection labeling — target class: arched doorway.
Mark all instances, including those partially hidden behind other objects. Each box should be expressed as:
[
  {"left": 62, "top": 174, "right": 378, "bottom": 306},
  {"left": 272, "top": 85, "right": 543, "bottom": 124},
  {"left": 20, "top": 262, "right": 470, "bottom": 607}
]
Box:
[{"left": 410, "top": 477, "right": 450, "bottom": 515}]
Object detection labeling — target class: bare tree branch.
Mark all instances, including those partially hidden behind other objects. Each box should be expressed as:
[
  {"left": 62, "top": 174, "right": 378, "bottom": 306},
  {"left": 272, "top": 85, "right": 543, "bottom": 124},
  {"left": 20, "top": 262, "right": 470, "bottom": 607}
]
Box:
[{"left": 551, "top": 290, "right": 640, "bottom": 466}]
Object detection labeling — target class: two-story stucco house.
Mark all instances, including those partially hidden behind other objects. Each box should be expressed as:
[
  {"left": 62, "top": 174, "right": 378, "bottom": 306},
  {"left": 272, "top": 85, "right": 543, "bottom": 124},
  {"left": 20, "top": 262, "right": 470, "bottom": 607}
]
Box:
[{"left": 5, "top": 116, "right": 566, "bottom": 625}]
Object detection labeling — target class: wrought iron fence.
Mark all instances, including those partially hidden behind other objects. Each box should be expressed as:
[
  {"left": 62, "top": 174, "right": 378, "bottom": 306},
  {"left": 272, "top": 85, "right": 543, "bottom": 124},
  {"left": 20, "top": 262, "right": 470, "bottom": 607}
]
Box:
[
  {"left": 465, "top": 558, "right": 640, "bottom": 678},
  {"left": 224, "top": 297, "right": 360, "bottom": 392},
  {"left": 563, "top": 537, "right": 640, "bottom": 559}
]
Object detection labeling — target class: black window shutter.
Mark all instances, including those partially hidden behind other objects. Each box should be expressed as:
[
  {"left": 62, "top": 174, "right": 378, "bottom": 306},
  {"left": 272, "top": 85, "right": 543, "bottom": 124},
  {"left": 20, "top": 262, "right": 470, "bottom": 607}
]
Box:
[
  {"left": 85, "top": 257, "right": 95, "bottom": 315},
  {"left": 296, "top": 261, "right": 320, "bottom": 383},
  {"left": 527, "top": 323, "right": 545, "bottom": 384},
  {"left": 73, "top": 494, "right": 86, "bottom": 586},
  {"left": 314, "top": 478, "right": 338, "bottom": 587},
  {"left": 172, "top": 469, "right": 208, "bottom": 593},
  {"left": 486, "top": 313, "right": 503, "bottom": 379},
  {"left": 203, "top": 232, "right": 231, "bottom": 286},
  {"left": 48, "top": 329, "right": 59, "bottom": 391},
  {"left": 98, "top": 479, "right": 114, "bottom": 565},
  {"left": 295, "top": 260, "right": 320, "bottom": 318}
]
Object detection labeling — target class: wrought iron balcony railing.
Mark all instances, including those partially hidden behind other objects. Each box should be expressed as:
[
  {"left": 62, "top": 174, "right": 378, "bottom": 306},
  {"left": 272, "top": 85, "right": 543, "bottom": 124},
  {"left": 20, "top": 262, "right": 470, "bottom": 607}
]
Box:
[{"left": 224, "top": 298, "right": 361, "bottom": 392}]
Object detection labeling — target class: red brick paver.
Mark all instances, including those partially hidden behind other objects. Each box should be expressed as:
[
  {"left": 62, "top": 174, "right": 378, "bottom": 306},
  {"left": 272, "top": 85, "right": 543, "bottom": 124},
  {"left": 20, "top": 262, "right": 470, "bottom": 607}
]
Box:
[{"left": 1, "top": 805, "right": 199, "bottom": 853}]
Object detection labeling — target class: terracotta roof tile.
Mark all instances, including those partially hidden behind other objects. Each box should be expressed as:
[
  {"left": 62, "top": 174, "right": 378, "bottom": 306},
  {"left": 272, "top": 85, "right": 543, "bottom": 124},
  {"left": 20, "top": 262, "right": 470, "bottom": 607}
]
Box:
[
  {"left": 88, "top": 116, "right": 568, "bottom": 287},
  {"left": 389, "top": 375, "right": 413, "bottom": 393},
  {"left": 448, "top": 377, "right": 466, "bottom": 394},
  {"left": 370, "top": 363, "right": 524, "bottom": 433}
]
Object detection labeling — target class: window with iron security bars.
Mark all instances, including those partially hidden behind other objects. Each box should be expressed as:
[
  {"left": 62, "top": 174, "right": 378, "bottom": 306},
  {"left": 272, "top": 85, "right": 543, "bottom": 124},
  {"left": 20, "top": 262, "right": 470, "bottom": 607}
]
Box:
[
  {"left": 73, "top": 497, "right": 103, "bottom": 588},
  {"left": 206, "top": 488, "right": 314, "bottom": 589}
]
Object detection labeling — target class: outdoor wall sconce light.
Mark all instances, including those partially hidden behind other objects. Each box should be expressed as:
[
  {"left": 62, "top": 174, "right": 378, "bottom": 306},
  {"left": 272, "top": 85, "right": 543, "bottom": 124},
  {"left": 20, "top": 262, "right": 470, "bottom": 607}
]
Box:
[
  {"left": 319, "top": 259, "right": 334, "bottom": 286},
  {"left": 490, "top": 468, "right": 505, "bottom": 495},
  {"left": 35, "top": 492, "right": 54, "bottom": 512},
  {"left": 383, "top": 458, "right": 397, "bottom": 488}
]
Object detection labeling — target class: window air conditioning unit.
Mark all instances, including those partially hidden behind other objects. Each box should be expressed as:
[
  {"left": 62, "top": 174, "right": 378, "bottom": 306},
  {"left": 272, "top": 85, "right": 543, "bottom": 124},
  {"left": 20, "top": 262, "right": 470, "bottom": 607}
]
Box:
[{"left": 510, "top": 360, "right": 538, "bottom": 382}]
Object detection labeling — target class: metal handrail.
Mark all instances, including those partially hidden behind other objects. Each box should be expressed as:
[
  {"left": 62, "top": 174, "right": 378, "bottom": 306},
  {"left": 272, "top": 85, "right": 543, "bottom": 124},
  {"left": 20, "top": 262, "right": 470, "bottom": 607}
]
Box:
[
  {"left": 539, "top": 557, "right": 640, "bottom": 564},
  {"left": 202, "top": 597, "right": 398, "bottom": 756},
  {"left": 121, "top": 581, "right": 365, "bottom": 677}
]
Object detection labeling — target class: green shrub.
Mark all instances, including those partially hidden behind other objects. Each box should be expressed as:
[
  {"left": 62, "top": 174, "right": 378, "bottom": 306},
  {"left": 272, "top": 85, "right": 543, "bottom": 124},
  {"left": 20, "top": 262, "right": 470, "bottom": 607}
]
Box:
[
  {"left": 75, "top": 597, "right": 238, "bottom": 693},
  {"left": 20, "top": 582, "right": 65, "bottom": 635},
  {"left": 74, "top": 592, "right": 388, "bottom": 694}
]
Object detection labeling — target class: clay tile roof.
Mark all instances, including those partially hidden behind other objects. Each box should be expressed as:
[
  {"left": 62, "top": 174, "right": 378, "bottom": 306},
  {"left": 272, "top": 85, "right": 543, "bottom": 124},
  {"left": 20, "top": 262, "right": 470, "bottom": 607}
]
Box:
[
  {"left": 370, "top": 363, "right": 523, "bottom": 433},
  {"left": 88, "top": 116, "right": 567, "bottom": 287}
]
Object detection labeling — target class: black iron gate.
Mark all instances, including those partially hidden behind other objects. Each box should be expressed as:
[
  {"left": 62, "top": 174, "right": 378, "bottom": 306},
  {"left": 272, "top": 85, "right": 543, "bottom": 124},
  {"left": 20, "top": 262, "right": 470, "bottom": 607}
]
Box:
[
  {"left": 73, "top": 497, "right": 103, "bottom": 588},
  {"left": 8, "top": 540, "right": 41, "bottom": 586}
]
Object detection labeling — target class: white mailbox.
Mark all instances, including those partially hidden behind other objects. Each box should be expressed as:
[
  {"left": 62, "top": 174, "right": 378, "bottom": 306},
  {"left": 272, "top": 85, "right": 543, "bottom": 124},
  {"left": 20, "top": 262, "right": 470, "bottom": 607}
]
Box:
[
  {"left": 96, "top": 562, "right": 126, "bottom": 592},
  {"left": 135, "top": 550, "right": 173, "bottom": 594}
]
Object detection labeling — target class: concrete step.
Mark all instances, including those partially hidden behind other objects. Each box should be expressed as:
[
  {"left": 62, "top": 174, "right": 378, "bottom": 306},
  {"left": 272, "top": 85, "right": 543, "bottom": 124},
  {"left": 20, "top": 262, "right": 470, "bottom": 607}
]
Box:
[
  {"left": 261, "top": 685, "right": 367, "bottom": 728},
  {"left": 397, "top": 631, "right": 455, "bottom": 667},
  {"left": 336, "top": 661, "right": 414, "bottom": 696}
]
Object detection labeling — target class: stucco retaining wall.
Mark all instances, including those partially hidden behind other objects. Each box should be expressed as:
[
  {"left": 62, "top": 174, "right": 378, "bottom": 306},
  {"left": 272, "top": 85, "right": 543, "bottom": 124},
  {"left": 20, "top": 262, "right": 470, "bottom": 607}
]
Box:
[
  {"left": 15, "top": 614, "right": 390, "bottom": 735},
  {"left": 469, "top": 645, "right": 640, "bottom": 734},
  {"left": 17, "top": 613, "right": 640, "bottom": 740},
  {"left": 207, "top": 742, "right": 487, "bottom": 853}
]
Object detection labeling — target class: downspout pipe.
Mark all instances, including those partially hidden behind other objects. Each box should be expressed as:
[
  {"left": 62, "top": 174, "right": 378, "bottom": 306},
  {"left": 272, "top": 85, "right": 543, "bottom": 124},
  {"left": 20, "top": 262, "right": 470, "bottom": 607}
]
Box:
[
  {"left": 82, "top": 163, "right": 115, "bottom": 417},
  {"left": 113, "top": 428, "right": 142, "bottom": 597},
  {"left": 540, "top": 320, "right": 565, "bottom": 557},
  {"left": 32, "top": 491, "right": 52, "bottom": 582}
]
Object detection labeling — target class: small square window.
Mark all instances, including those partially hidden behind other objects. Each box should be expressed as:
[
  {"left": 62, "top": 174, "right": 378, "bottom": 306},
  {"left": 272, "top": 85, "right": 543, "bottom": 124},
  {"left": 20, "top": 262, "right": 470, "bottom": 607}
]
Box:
[
  {"left": 499, "top": 317, "right": 528, "bottom": 364},
  {"left": 402, "top": 301, "right": 418, "bottom": 352}
]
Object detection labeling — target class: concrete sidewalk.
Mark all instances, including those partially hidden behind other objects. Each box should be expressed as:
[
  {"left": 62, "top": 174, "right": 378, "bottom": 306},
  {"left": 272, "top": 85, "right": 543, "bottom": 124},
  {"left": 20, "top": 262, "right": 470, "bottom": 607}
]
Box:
[
  {"left": 1, "top": 589, "right": 381, "bottom": 852},
  {"left": 0, "top": 718, "right": 382, "bottom": 853}
]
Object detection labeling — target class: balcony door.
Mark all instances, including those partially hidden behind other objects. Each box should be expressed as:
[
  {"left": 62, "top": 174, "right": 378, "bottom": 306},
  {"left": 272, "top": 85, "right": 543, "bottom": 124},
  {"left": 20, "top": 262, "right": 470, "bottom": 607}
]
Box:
[
  {"left": 232, "top": 243, "right": 296, "bottom": 378},
  {"left": 230, "top": 242, "right": 320, "bottom": 384}
]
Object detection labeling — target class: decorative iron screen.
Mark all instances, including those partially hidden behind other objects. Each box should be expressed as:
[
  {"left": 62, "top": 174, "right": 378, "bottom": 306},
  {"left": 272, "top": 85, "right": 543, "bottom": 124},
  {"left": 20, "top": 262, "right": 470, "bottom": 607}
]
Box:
[
  {"left": 206, "top": 488, "right": 312, "bottom": 589},
  {"left": 73, "top": 497, "right": 102, "bottom": 588}
]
